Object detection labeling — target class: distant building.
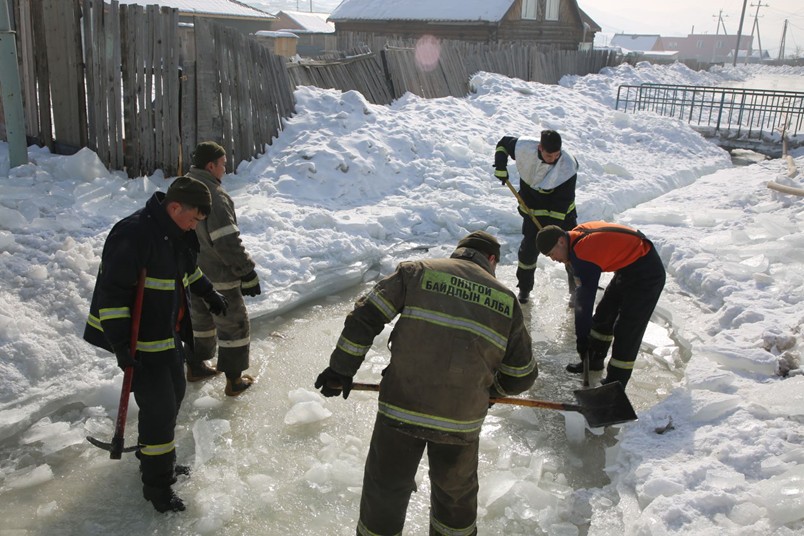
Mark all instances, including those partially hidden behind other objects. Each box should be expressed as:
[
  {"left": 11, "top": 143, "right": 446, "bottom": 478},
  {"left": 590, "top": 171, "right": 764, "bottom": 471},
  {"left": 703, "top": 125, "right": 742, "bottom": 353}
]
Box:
[
  {"left": 328, "top": 0, "right": 600, "bottom": 51},
  {"left": 116, "top": 0, "right": 275, "bottom": 35},
  {"left": 664, "top": 34, "right": 753, "bottom": 64},
  {"left": 273, "top": 11, "right": 337, "bottom": 57},
  {"left": 610, "top": 34, "right": 664, "bottom": 53},
  {"left": 252, "top": 31, "right": 299, "bottom": 58}
]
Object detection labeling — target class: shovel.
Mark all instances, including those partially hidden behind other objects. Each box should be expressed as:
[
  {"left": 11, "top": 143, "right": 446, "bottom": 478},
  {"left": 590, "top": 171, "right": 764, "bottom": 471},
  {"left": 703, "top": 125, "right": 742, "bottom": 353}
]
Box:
[
  {"left": 87, "top": 268, "right": 146, "bottom": 458},
  {"left": 351, "top": 381, "right": 637, "bottom": 428},
  {"left": 504, "top": 179, "right": 542, "bottom": 230}
]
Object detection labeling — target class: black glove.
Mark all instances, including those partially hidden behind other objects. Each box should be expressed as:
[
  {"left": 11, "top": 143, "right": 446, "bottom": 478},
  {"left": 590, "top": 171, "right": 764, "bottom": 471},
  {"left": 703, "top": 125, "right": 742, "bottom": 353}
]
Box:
[
  {"left": 494, "top": 168, "right": 509, "bottom": 185},
  {"left": 240, "top": 270, "right": 261, "bottom": 297},
  {"left": 488, "top": 386, "right": 506, "bottom": 408},
  {"left": 314, "top": 367, "right": 353, "bottom": 399},
  {"left": 203, "top": 289, "right": 229, "bottom": 316},
  {"left": 114, "top": 345, "right": 137, "bottom": 371}
]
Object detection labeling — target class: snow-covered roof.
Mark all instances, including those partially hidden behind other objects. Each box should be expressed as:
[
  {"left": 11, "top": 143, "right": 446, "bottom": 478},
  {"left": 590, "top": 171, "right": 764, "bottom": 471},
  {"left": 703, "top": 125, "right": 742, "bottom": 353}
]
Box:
[
  {"left": 276, "top": 11, "right": 335, "bottom": 34},
  {"left": 116, "top": 0, "right": 274, "bottom": 19},
  {"left": 610, "top": 34, "right": 661, "bottom": 52},
  {"left": 329, "top": 0, "right": 516, "bottom": 23},
  {"left": 254, "top": 30, "right": 299, "bottom": 39}
]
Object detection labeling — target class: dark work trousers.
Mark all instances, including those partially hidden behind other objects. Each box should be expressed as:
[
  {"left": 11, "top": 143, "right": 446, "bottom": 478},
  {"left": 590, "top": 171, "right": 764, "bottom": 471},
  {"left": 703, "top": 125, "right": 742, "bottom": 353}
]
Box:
[
  {"left": 592, "top": 245, "right": 666, "bottom": 386},
  {"left": 133, "top": 348, "right": 186, "bottom": 490},
  {"left": 357, "top": 417, "right": 479, "bottom": 536},
  {"left": 189, "top": 286, "right": 250, "bottom": 376},
  {"left": 517, "top": 212, "right": 577, "bottom": 295}
]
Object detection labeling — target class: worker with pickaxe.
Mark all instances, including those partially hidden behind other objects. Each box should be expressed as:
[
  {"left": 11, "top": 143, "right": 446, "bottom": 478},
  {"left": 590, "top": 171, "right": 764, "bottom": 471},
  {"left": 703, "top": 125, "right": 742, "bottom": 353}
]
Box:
[{"left": 84, "top": 177, "right": 228, "bottom": 513}]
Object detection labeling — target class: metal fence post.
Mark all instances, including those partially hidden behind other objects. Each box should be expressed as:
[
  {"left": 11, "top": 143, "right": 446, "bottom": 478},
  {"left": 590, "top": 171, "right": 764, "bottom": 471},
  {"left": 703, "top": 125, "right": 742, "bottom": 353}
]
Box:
[{"left": 0, "top": 0, "right": 28, "bottom": 168}]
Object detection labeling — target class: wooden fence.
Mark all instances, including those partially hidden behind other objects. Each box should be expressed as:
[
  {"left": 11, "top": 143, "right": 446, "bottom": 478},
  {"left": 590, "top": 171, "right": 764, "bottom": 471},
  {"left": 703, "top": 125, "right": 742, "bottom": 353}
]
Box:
[
  {"left": 9, "top": 0, "right": 295, "bottom": 177},
  {"left": 6, "top": 0, "right": 619, "bottom": 175},
  {"left": 286, "top": 39, "right": 622, "bottom": 105}
]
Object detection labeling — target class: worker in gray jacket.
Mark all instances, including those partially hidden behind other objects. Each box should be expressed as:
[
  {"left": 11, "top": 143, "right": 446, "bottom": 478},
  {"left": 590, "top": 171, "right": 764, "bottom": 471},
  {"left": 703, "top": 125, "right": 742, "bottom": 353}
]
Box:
[
  {"left": 185, "top": 141, "right": 261, "bottom": 396},
  {"left": 316, "top": 231, "right": 538, "bottom": 536}
]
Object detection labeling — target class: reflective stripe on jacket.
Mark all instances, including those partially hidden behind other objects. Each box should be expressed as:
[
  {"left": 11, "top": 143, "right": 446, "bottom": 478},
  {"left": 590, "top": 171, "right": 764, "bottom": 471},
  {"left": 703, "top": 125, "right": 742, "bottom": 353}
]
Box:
[
  {"left": 330, "top": 247, "right": 537, "bottom": 444},
  {"left": 188, "top": 168, "right": 256, "bottom": 287},
  {"left": 84, "top": 192, "right": 214, "bottom": 354}
]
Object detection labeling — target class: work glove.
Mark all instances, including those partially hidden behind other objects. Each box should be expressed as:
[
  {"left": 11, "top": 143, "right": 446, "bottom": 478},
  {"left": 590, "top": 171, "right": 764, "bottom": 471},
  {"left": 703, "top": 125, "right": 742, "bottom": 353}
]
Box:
[
  {"left": 314, "top": 367, "right": 353, "bottom": 399},
  {"left": 240, "top": 270, "right": 261, "bottom": 297},
  {"left": 203, "top": 289, "right": 229, "bottom": 316},
  {"left": 113, "top": 345, "right": 137, "bottom": 371},
  {"left": 494, "top": 168, "right": 509, "bottom": 185},
  {"left": 488, "top": 386, "right": 506, "bottom": 408}
]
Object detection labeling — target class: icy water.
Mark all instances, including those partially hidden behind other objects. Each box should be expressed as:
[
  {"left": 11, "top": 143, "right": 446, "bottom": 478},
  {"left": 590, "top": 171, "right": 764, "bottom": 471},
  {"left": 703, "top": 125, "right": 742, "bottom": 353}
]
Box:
[
  {"left": 723, "top": 74, "right": 803, "bottom": 92},
  {"left": 0, "top": 258, "right": 681, "bottom": 535}
]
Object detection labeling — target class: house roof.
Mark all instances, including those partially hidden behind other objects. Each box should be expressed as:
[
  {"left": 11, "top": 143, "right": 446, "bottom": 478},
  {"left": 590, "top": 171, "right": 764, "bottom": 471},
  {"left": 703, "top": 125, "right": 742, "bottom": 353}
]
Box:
[
  {"left": 578, "top": 9, "right": 601, "bottom": 32},
  {"left": 329, "top": 0, "right": 516, "bottom": 23},
  {"left": 116, "top": 0, "right": 274, "bottom": 19},
  {"left": 276, "top": 11, "right": 335, "bottom": 34},
  {"left": 610, "top": 34, "right": 662, "bottom": 52}
]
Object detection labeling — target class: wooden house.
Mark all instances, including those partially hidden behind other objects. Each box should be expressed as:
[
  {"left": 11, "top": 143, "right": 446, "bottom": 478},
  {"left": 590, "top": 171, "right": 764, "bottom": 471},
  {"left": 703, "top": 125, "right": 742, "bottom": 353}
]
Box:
[
  {"left": 328, "top": 0, "right": 600, "bottom": 51},
  {"left": 272, "top": 11, "right": 337, "bottom": 57}
]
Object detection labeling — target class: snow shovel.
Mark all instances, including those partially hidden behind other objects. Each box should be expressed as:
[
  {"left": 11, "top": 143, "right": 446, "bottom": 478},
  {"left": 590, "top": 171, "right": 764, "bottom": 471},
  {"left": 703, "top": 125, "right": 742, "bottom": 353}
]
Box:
[
  {"left": 504, "top": 179, "right": 542, "bottom": 230},
  {"left": 86, "top": 268, "right": 146, "bottom": 459},
  {"left": 351, "top": 381, "right": 637, "bottom": 428}
]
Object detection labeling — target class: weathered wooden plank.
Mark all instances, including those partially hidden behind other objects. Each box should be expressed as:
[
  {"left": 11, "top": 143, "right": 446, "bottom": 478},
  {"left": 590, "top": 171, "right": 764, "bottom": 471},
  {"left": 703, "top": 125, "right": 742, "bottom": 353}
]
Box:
[
  {"left": 15, "top": 0, "right": 39, "bottom": 138},
  {"left": 41, "top": 0, "right": 85, "bottom": 150},
  {"left": 108, "top": 0, "right": 123, "bottom": 169},
  {"left": 164, "top": 7, "right": 179, "bottom": 177}
]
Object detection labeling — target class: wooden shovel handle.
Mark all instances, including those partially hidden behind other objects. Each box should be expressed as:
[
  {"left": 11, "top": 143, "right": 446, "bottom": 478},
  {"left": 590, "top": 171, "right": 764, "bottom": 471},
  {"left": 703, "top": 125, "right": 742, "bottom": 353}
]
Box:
[
  {"left": 504, "top": 179, "right": 543, "bottom": 230},
  {"left": 350, "top": 383, "right": 581, "bottom": 413}
]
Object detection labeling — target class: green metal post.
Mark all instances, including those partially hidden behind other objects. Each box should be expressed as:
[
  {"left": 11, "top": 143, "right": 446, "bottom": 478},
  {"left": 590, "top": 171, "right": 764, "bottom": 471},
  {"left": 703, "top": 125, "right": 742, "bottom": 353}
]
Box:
[{"left": 0, "top": 0, "right": 28, "bottom": 168}]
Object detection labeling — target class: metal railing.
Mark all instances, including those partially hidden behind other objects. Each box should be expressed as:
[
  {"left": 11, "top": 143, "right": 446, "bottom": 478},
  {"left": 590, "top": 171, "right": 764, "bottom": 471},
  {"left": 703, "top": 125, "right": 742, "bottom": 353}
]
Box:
[{"left": 615, "top": 84, "right": 804, "bottom": 140}]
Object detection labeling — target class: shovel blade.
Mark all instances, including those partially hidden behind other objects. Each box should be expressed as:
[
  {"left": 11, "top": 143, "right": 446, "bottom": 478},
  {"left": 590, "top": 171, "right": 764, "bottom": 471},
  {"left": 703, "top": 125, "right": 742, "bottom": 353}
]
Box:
[{"left": 573, "top": 382, "right": 638, "bottom": 427}]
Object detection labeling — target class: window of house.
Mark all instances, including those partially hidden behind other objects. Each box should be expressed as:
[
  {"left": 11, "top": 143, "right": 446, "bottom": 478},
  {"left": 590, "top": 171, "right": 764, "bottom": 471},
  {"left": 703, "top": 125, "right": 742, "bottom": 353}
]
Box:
[
  {"left": 715, "top": 40, "right": 723, "bottom": 49},
  {"left": 522, "top": 0, "right": 538, "bottom": 20},
  {"left": 696, "top": 40, "right": 704, "bottom": 49},
  {"left": 545, "top": 0, "right": 560, "bottom": 21}
]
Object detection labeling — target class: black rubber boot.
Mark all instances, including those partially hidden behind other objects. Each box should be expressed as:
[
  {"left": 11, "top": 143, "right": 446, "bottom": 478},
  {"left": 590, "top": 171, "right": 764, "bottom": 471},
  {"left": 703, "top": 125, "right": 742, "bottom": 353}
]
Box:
[
  {"left": 517, "top": 290, "right": 530, "bottom": 304},
  {"left": 143, "top": 485, "right": 185, "bottom": 513},
  {"left": 566, "top": 360, "right": 604, "bottom": 374}
]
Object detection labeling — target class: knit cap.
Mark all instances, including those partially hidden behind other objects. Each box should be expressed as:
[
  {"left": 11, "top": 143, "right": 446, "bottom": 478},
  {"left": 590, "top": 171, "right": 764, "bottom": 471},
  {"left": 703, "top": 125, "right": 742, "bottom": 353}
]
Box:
[
  {"left": 164, "top": 176, "right": 212, "bottom": 215},
  {"left": 457, "top": 231, "right": 501, "bottom": 259},
  {"left": 192, "top": 141, "right": 226, "bottom": 168},
  {"left": 536, "top": 225, "right": 566, "bottom": 255}
]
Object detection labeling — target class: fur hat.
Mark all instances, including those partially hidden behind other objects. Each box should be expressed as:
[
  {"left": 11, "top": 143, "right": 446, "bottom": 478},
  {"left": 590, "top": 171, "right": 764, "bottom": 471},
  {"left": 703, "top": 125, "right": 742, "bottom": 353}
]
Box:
[
  {"left": 536, "top": 225, "right": 566, "bottom": 255},
  {"left": 164, "top": 176, "right": 212, "bottom": 215},
  {"left": 457, "top": 230, "right": 501, "bottom": 259},
  {"left": 192, "top": 141, "right": 226, "bottom": 169}
]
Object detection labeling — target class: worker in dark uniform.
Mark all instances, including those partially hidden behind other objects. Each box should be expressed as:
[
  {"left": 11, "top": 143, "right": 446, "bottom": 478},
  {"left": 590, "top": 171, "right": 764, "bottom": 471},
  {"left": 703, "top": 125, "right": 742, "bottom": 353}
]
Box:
[
  {"left": 536, "top": 222, "right": 666, "bottom": 386},
  {"left": 185, "top": 141, "right": 260, "bottom": 396},
  {"left": 84, "top": 177, "right": 228, "bottom": 513},
  {"left": 315, "top": 231, "right": 538, "bottom": 536},
  {"left": 494, "top": 129, "right": 579, "bottom": 305}
]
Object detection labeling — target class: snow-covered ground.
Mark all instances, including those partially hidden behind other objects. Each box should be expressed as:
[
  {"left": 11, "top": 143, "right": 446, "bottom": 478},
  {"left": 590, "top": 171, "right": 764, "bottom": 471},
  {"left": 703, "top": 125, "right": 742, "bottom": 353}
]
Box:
[{"left": 0, "top": 62, "right": 802, "bottom": 535}]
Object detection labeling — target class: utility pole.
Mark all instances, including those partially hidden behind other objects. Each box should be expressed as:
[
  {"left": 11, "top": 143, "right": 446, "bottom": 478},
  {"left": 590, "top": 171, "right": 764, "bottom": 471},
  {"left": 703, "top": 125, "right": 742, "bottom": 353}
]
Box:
[
  {"left": 712, "top": 10, "right": 729, "bottom": 35},
  {"left": 748, "top": 1, "right": 767, "bottom": 64},
  {"left": 733, "top": 0, "right": 749, "bottom": 66},
  {"left": 0, "top": 0, "right": 28, "bottom": 168},
  {"left": 777, "top": 19, "right": 788, "bottom": 61}
]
